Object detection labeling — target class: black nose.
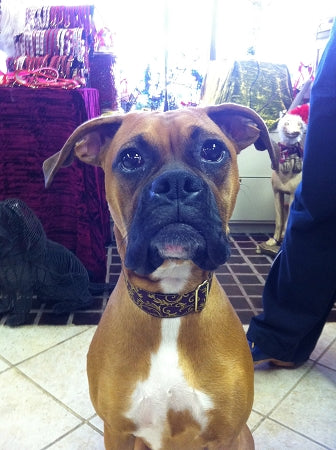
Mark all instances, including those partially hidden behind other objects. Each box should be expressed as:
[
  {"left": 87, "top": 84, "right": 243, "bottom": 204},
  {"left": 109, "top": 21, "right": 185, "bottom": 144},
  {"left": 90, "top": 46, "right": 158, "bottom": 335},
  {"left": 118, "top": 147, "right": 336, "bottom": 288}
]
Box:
[{"left": 150, "top": 170, "right": 204, "bottom": 202}]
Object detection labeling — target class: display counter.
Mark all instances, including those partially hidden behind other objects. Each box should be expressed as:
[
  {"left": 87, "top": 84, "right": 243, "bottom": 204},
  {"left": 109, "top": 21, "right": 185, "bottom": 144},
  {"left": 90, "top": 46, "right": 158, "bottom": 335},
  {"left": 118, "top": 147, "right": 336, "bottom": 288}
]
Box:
[{"left": 0, "top": 87, "right": 111, "bottom": 282}]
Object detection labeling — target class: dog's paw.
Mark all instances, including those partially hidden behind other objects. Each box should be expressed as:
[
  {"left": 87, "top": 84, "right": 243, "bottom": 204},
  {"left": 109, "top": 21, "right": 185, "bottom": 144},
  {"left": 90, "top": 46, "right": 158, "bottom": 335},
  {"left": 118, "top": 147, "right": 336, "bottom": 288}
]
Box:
[{"left": 265, "top": 237, "right": 278, "bottom": 247}]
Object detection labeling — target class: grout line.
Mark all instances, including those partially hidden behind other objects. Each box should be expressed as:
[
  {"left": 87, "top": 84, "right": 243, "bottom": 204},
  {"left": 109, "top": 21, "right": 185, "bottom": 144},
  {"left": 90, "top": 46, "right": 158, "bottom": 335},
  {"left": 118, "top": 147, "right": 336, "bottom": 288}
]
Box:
[
  {"left": 67, "top": 312, "right": 74, "bottom": 325},
  {"left": 85, "top": 419, "right": 104, "bottom": 436},
  {"left": 6, "top": 326, "right": 94, "bottom": 367},
  {"left": 13, "top": 364, "right": 92, "bottom": 424},
  {"left": 258, "top": 416, "right": 333, "bottom": 449},
  {"left": 40, "top": 420, "right": 104, "bottom": 449},
  {"left": 312, "top": 333, "right": 336, "bottom": 372},
  {"left": 227, "top": 239, "right": 261, "bottom": 316},
  {"left": 40, "top": 423, "right": 85, "bottom": 449},
  {"left": 0, "top": 355, "right": 13, "bottom": 375},
  {"left": 247, "top": 233, "right": 274, "bottom": 265},
  {"left": 253, "top": 361, "right": 316, "bottom": 422},
  {"left": 250, "top": 413, "right": 268, "bottom": 434},
  {"left": 33, "top": 302, "right": 46, "bottom": 325},
  {"left": 315, "top": 360, "right": 336, "bottom": 374}
]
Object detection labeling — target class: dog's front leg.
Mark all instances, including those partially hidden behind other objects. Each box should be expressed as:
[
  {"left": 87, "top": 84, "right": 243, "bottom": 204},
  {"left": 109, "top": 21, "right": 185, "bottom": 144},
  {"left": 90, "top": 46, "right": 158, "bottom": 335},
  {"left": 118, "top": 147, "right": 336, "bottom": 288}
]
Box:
[
  {"left": 266, "top": 189, "right": 284, "bottom": 246},
  {"left": 134, "top": 437, "right": 151, "bottom": 450},
  {"left": 103, "top": 423, "right": 152, "bottom": 450},
  {"left": 273, "top": 189, "right": 286, "bottom": 243},
  {"left": 103, "top": 423, "right": 137, "bottom": 450}
]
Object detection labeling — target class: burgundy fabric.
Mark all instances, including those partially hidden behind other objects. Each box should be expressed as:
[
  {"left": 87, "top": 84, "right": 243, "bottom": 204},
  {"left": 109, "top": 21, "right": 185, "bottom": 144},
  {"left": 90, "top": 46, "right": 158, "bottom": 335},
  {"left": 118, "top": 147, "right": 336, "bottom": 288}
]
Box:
[
  {"left": 0, "top": 87, "right": 111, "bottom": 282},
  {"left": 89, "top": 53, "right": 118, "bottom": 111}
]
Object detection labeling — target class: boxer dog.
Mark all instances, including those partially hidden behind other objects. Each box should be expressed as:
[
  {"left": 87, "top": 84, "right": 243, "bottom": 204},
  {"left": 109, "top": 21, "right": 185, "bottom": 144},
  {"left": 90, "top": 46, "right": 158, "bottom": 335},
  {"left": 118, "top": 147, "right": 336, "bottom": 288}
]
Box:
[{"left": 43, "top": 104, "right": 275, "bottom": 450}]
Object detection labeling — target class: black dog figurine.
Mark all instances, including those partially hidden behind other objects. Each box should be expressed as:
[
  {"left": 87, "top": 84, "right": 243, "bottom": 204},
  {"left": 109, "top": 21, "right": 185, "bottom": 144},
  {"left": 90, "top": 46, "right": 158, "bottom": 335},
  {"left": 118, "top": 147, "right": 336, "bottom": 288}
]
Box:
[{"left": 0, "top": 198, "right": 92, "bottom": 326}]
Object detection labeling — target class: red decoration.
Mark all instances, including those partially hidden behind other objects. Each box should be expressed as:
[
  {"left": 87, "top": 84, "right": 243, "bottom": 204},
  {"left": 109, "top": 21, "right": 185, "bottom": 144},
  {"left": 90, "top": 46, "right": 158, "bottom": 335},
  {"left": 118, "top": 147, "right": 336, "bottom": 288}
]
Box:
[{"left": 289, "top": 103, "right": 310, "bottom": 124}]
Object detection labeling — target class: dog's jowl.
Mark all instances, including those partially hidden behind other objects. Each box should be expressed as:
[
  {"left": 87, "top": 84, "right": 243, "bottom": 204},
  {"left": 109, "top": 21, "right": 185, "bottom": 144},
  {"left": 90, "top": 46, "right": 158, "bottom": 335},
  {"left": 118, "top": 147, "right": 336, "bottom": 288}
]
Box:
[{"left": 43, "top": 103, "right": 274, "bottom": 450}]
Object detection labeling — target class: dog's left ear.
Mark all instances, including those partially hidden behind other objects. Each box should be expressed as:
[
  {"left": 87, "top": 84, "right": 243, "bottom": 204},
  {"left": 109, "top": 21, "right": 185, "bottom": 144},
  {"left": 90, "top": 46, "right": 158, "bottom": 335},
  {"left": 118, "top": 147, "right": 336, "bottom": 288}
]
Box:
[
  {"left": 205, "top": 103, "right": 277, "bottom": 170},
  {"left": 43, "top": 114, "right": 123, "bottom": 188}
]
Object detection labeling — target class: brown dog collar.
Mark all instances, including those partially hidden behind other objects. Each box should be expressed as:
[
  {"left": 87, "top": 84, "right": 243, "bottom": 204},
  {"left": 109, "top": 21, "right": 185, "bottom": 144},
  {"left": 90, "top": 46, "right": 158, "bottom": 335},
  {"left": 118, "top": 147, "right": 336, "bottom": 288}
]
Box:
[{"left": 125, "top": 274, "right": 212, "bottom": 318}]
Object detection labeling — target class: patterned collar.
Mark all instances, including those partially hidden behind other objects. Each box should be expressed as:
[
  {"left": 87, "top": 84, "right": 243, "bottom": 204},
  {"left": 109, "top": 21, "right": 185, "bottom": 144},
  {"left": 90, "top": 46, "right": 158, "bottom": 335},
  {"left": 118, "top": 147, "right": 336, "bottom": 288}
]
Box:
[
  {"left": 278, "top": 142, "right": 303, "bottom": 164},
  {"left": 125, "top": 274, "right": 212, "bottom": 318},
  {"left": 278, "top": 141, "right": 303, "bottom": 155}
]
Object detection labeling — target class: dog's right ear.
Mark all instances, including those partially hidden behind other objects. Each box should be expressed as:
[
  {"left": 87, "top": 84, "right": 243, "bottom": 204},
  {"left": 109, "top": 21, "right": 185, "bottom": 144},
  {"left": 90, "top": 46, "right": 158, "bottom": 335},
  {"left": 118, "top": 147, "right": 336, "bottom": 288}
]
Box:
[{"left": 43, "top": 114, "right": 123, "bottom": 188}]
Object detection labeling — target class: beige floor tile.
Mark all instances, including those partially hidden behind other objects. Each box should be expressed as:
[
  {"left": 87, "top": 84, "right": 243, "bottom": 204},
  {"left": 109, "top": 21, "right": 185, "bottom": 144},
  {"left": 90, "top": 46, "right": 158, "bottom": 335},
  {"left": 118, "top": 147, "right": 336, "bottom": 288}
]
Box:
[
  {"left": 0, "top": 325, "right": 91, "bottom": 365},
  {"left": 89, "top": 414, "right": 104, "bottom": 433},
  {"left": 0, "top": 357, "right": 9, "bottom": 373},
  {"left": 248, "top": 410, "right": 264, "bottom": 431},
  {"left": 47, "top": 424, "right": 104, "bottom": 449},
  {"left": 18, "top": 327, "right": 96, "bottom": 419},
  {"left": 253, "top": 361, "right": 312, "bottom": 415},
  {"left": 271, "top": 364, "right": 336, "bottom": 449},
  {"left": 253, "top": 419, "right": 326, "bottom": 449},
  {"left": 0, "top": 368, "right": 80, "bottom": 450},
  {"left": 316, "top": 339, "right": 336, "bottom": 371},
  {"left": 310, "top": 322, "right": 336, "bottom": 362},
  {"left": 0, "top": 319, "right": 334, "bottom": 449}
]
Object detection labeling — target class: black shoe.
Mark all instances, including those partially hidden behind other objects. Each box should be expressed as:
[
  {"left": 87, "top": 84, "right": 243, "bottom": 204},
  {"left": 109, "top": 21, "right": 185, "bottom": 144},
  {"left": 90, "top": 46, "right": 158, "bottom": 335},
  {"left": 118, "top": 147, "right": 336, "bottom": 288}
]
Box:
[{"left": 248, "top": 341, "right": 295, "bottom": 367}]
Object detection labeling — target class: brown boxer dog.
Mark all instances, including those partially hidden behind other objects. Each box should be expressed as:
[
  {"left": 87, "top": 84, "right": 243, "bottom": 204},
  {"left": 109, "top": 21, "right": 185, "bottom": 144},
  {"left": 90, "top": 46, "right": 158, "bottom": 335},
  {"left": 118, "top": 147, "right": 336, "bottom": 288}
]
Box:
[{"left": 43, "top": 104, "right": 275, "bottom": 450}]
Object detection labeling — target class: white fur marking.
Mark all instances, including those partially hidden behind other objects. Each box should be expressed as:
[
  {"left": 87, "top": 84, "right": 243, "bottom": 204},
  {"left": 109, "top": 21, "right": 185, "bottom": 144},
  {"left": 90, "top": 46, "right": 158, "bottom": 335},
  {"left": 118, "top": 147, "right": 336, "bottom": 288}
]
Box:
[
  {"left": 125, "top": 318, "right": 214, "bottom": 449},
  {"left": 150, "top": 260, "right": 192, "bottom": 293}
]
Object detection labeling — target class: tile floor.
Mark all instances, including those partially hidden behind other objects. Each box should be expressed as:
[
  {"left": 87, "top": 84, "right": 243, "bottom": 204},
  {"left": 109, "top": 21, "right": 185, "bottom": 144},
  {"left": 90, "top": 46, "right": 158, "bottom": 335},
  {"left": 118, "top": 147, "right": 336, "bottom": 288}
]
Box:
[{"left": 0, "top": 234, "right": 335, "bottom": 449}]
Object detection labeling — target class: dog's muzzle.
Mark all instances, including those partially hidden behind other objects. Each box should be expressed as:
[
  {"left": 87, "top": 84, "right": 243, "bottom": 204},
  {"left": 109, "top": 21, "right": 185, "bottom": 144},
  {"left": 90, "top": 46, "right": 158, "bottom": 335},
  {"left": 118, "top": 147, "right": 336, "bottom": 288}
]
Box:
[{"left": 125, "top": 169, "right": 231, "bottom": 275}]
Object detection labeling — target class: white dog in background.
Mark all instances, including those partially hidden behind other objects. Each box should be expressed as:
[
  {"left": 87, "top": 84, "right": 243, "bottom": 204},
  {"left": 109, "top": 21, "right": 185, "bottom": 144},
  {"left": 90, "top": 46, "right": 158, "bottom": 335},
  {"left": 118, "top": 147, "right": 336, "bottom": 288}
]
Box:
[{"left": 261, "top": 111, "right": 307, "bottom": 251}]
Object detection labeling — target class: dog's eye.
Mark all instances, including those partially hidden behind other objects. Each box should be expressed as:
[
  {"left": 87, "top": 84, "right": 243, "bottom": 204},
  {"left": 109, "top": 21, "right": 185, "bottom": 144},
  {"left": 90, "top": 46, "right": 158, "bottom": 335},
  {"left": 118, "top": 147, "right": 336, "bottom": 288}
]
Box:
[
  {"left": 201, "top": 140, "right": 228, "bottom": 163},
  {"left": 120, "top": 149, "right": 144, "bottom": 171}
]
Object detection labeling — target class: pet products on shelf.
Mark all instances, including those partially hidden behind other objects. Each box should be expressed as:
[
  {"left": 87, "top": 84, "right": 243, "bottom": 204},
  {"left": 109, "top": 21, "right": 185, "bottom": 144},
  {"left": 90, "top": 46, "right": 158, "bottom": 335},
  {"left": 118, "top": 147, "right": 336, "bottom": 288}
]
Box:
[{"left": 6, "top": 5, "right": 95, "bottom": 85}]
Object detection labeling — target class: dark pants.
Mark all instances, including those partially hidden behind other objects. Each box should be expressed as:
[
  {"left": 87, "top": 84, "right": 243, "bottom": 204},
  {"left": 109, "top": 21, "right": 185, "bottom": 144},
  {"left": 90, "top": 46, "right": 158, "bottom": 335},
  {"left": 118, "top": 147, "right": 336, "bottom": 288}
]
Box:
[{"left": 247, "top": 20, "right": 336, "bottom": 364}]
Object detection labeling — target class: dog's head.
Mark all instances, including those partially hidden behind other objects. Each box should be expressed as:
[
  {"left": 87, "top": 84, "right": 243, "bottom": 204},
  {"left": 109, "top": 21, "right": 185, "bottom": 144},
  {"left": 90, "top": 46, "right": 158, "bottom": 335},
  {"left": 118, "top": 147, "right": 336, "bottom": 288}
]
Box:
[
  {"left": 43, "top": 104, "right": 274, "bottom": 278},
  {"left": 0, "top": 198, "right": 46, "bottom": 260},
  {"left": 277, "top": 113, "right": 306, "bottom": 146}
]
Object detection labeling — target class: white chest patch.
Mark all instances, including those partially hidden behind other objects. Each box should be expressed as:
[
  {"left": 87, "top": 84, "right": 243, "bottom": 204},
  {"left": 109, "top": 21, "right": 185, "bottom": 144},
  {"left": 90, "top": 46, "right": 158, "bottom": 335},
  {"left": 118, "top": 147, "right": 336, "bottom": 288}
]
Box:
[{"left": 125, "top": 318, "right": 214, "bottom": 450}]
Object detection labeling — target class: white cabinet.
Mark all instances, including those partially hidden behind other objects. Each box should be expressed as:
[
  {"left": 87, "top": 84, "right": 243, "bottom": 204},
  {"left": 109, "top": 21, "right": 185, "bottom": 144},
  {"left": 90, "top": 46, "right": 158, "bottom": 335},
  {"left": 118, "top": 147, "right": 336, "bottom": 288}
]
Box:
[{"left": 229, "top": 134, "right": 277, "bottom": 232}]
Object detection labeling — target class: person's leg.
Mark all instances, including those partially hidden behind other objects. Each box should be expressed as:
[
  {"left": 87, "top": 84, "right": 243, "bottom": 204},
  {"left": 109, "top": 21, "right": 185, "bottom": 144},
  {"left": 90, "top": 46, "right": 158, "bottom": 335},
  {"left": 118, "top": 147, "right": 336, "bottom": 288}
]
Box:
[
  {"left": 247, "top": 199, "right": 336, "bottom": 363},
  {"left": 247, "top": 19, "right": 336, "bottom": 364}
]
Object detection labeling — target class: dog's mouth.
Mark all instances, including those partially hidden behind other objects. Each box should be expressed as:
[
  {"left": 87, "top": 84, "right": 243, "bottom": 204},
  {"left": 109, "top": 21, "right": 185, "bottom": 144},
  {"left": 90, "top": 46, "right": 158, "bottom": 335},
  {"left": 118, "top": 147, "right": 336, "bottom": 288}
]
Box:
[
  {"left": 150, "top": 223, "right": 206, "bottom": 260},
  {"left": 125, "top": 218, "right": 230, "bottom": 275},
  {"left": 284, "top": 131, "right": 300, "bottom": 139},
  {"left": 124, "top": 169, "right": 231, "bottom": 275}
]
